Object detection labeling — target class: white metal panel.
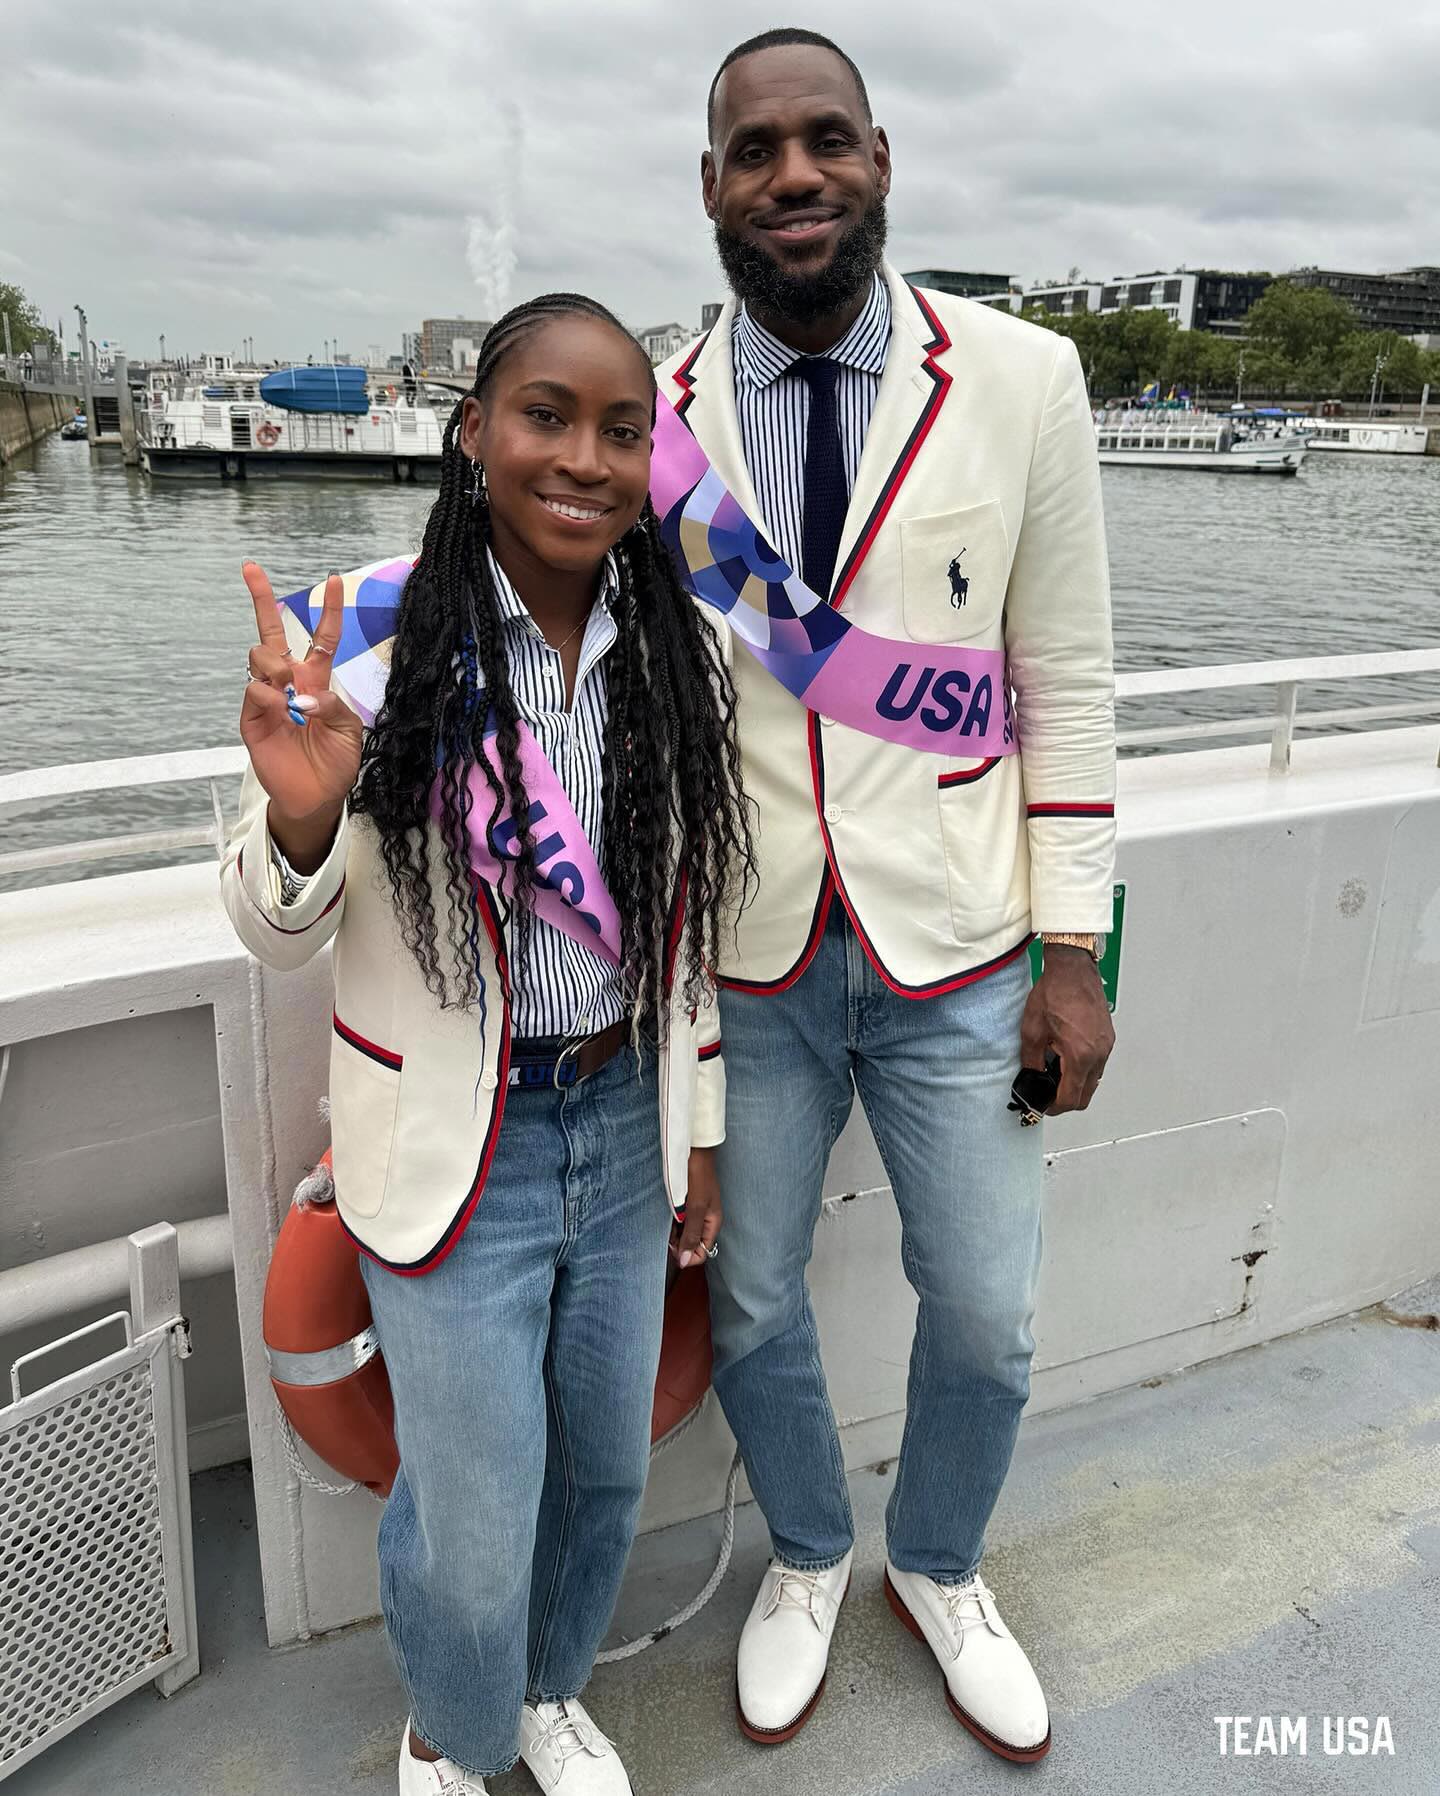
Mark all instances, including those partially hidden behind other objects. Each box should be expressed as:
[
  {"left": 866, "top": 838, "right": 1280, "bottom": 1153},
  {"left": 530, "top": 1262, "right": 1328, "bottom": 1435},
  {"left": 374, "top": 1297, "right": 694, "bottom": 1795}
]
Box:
[{"left": 1032, "top": 1111, "right": 1283, "bottom": 1370}]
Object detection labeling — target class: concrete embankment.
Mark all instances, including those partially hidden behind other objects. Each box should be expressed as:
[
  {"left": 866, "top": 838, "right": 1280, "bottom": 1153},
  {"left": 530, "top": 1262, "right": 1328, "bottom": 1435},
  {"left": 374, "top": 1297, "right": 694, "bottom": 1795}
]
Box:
[{"left": 0, "top": 380, "right": 72, "bottom": 465}]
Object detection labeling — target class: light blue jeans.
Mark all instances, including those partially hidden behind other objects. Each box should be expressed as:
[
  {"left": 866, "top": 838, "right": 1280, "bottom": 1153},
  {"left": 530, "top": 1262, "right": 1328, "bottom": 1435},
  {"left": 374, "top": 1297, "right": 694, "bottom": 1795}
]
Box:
[
  {"left": 713, "top": 905, "right": 1044, "bottom": 1583},
  {"left": 360, "top": 1051, "right": 671, "bottom": 1777}
]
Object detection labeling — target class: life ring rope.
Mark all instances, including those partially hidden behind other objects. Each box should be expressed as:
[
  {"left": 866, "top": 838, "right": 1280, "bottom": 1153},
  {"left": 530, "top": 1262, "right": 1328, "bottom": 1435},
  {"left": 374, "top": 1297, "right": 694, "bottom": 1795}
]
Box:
[{"left": 256, "top": 421, "right": 282, "bottom": 447}]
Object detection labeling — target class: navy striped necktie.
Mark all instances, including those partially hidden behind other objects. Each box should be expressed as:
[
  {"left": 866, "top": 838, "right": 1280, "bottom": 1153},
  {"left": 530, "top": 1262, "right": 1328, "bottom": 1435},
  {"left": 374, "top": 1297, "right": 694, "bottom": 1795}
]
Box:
[{"left": 796, "top": 356, "right": 846, "bottom": 600}]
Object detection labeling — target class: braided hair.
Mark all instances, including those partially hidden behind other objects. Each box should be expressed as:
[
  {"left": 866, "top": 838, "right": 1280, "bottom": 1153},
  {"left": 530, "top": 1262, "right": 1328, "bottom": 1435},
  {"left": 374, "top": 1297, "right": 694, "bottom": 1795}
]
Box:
[{"left": 350, "top": 293, "right": 753, "bottom": 1038}]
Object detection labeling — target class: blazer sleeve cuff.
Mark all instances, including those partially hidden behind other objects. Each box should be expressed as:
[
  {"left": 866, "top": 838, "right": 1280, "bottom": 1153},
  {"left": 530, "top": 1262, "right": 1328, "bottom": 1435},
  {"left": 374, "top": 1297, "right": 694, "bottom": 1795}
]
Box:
[{"left": 237, "top": 804, "right": 349, "bottom": 933}]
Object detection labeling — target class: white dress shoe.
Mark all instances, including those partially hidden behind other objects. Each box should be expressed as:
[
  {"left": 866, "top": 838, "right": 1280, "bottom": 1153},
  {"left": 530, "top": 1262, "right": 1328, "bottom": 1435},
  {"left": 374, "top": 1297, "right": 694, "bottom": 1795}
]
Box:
[
  {"left": 398, "top": 1721, "right": 489, "bottom": 1793},
  {"left": 518, "top": 1698, "right": 633, "bottom": 1794},
  {"left": 735, "top": 1548, "right": 853, "bottom": 1743},
  {"left": 884, "top": 1561, "right": 1051, "bottom": 1761}
]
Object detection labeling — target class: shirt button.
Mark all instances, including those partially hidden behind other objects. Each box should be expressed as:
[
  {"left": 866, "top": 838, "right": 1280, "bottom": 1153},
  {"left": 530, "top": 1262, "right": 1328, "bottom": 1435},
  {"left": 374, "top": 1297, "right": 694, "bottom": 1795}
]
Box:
[
  {"left": 480, "top": 1070, "right": 498, "bottom": 1091},
  {"left": 823, "top": 803, "right": 842, "bottom": 824}
]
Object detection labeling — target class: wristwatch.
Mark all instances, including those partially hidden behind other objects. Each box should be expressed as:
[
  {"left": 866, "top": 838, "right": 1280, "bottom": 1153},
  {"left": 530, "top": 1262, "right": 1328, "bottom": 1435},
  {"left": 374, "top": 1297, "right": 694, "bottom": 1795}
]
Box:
[
  {"left": 270, "top": 841, "right": 313, "bottom": 907},
  {"left": 1042, "top": 931, "right": 1104, "bottom": 962}
]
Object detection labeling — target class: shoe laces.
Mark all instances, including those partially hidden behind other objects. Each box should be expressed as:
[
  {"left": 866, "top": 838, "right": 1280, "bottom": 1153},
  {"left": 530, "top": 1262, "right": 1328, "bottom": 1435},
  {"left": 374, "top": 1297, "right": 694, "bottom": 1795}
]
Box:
[
  {"left": 431, "top": 1764, "right": 487, "bottom": 1795},
  {"left": 764, "top": 1563, "right": 840, "bottom": 1632},
  {"left": 936, "top": 1574, "right": 999, "bottom": 1659},
  {"left": 531, "top": 1700, "right": 612, "bottom": 1774}
]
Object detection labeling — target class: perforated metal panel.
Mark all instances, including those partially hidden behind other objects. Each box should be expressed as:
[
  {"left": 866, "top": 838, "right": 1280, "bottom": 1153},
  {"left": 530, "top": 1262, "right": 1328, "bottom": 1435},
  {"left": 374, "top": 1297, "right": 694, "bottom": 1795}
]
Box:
[{"left": 0, "top": 1226, "right": 198, "bottom": 1784}]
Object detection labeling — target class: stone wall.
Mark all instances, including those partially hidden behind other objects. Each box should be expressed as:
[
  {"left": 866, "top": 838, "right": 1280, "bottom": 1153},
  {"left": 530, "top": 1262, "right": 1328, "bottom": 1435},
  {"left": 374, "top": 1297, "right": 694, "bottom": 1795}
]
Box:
[{"left": 0, "top": 380, "right": 73, "bottom": 465}]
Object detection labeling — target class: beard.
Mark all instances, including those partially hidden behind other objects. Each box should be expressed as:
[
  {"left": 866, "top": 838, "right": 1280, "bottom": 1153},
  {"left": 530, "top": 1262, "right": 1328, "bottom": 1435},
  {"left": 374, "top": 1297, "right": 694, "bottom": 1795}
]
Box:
[{"left": 713, "top": 195, "right": 888, "bottom": 326}]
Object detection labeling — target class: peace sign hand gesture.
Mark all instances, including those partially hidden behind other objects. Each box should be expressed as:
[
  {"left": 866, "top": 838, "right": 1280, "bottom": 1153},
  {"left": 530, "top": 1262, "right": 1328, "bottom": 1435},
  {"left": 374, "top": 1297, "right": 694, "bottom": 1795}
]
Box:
[{"left": 240, "top": 562, "right": 362, "bottom": 867}]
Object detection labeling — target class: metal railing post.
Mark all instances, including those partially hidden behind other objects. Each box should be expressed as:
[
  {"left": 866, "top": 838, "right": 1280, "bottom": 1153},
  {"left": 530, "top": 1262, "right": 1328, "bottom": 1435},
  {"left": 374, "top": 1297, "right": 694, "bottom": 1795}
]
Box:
[{"left": 1269, "top": 682, "right": 1299, "bottom": 772}]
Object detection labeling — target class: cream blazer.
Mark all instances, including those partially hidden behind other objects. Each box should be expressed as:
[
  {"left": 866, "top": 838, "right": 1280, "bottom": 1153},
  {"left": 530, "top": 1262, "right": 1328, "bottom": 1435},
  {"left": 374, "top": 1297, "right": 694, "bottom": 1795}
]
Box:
[
  {"left": 220, "top": 610, "right": 726, "bottom": 1274},
  {"left": 657, "top": 264, "right": 1117, "bottom": 996}
]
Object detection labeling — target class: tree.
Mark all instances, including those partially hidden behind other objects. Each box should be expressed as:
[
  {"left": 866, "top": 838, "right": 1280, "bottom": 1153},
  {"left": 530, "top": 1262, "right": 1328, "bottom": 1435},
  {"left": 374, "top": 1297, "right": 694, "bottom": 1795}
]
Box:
[{"left": 0, "top": 283, "right": 57, "bottom": 355}]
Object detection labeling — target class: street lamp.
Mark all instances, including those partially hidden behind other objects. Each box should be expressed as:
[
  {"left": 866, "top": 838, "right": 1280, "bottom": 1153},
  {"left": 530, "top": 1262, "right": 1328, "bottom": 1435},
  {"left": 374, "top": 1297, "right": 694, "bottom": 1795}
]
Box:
[
  {"left": 1235, "top": 347, "right": 1245, "bottom": 406},
  {"left": 159, "top": 332, "right": 166, "bottom": 364},
  {"left": 1368, "top": 351, "right": 1389, "bottom": 419}
]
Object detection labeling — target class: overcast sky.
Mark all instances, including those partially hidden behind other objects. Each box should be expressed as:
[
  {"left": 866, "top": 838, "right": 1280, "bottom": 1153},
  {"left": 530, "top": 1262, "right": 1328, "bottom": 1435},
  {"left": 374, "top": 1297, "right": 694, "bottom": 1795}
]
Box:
[{"left": 2, "top": 0, "right": 1435, "bottom": 363}]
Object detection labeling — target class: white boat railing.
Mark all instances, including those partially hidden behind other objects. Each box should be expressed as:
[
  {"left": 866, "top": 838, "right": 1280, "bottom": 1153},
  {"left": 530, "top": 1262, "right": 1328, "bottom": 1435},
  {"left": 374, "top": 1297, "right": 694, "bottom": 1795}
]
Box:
[
  {"left": 1115, "top": 647, "right": 1440, "bottom": 769},
  {"left": 2, "top": 653, "right": 1437, "bottom": 879}
]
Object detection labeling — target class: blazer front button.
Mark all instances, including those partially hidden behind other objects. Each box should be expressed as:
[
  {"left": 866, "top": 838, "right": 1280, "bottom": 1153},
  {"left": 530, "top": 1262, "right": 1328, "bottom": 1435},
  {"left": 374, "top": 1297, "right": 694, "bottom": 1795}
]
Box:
[
  {"left": 819, "top": 714, "right": 835, "bottom": 727},
  {"left": 823, "top": 803, "right": 842, "bottom": 824},
  {"left": 480, "top": 1070, "right": 498, "bottom": 1091}
]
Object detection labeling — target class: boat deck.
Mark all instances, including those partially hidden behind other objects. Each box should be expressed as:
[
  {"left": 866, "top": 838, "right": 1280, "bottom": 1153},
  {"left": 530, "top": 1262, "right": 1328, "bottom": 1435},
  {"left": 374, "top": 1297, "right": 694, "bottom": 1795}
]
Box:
[{"left": 10, "top": 1278, "right": 1438, "bottom": 1796}]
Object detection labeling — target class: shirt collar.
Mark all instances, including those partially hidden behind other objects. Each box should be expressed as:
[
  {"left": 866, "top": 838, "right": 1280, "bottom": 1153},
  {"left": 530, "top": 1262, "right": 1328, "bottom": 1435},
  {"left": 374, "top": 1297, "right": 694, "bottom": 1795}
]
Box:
[
  {"left": 733, "top": 271, "right": 892, "bottom": 391},
  {"left": 488, "top": 547, "right": 619, "bottom": 639}
]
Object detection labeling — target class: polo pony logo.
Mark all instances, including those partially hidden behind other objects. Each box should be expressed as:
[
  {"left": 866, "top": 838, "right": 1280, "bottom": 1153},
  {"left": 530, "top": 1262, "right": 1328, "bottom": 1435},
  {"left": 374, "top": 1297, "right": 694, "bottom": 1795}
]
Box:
[{"left": 947, "top": 550, "right": 969, "bottom": 608}]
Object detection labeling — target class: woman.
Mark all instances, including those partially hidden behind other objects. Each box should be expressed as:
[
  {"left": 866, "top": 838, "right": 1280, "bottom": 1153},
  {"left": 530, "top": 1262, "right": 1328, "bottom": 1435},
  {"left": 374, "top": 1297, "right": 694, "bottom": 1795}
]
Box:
[{"left": 222, "top": 294, "right": 752, "bottom": 1794}]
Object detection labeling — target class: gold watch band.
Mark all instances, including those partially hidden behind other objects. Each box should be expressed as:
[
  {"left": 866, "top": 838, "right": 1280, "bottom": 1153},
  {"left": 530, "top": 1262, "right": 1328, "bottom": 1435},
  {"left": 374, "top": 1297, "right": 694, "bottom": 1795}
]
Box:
[{"left": 1042, "top": 931, "right": 1101, "bottom": 961}]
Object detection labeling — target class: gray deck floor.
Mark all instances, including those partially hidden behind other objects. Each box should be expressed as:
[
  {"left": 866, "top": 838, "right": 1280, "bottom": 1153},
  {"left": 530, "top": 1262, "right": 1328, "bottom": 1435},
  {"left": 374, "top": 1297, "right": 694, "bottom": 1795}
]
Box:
[{"left": 11, "top": 1284, "right": 1439, "bottom": 1796}]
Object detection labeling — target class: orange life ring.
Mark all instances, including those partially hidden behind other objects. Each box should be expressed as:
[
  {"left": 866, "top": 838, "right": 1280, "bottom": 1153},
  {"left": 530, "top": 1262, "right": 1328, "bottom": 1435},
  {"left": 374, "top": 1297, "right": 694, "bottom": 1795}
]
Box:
[
  {"left": 256, "top": 421, "right": 282, "bottom": 447},
  {"left": 264, "top": 1148, "right": 712, "bottom": 1498}
]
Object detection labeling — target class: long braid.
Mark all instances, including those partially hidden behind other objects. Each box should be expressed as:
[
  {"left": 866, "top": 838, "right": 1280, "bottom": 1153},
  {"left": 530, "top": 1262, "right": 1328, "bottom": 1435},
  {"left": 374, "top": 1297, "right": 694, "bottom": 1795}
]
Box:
[{"left": 351, "top": 294, "right": 755, "bottom": 1031}]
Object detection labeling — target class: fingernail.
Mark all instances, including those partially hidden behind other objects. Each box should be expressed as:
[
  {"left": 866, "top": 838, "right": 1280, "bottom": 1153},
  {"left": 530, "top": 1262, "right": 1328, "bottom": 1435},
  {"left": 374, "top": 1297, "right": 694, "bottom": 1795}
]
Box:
[
  {"left": 678, "top": 1251, "right": 694, "bottom": 1269},
  {"left": 284, "top": 683, "right": 297, "bottom": 699},
  {"left": 292, "top": 693, "right": 318, "bottom": 713}
]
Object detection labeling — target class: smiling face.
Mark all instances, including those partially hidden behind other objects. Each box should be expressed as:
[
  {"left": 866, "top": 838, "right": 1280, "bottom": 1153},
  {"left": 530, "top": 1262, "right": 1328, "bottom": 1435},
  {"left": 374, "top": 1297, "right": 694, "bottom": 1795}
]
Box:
[
  {"left": 704, "top": 43, "right": 891, "bottom": 330},
  {"left": 458, "top": 315, "right": 653, "bottom": 580}
]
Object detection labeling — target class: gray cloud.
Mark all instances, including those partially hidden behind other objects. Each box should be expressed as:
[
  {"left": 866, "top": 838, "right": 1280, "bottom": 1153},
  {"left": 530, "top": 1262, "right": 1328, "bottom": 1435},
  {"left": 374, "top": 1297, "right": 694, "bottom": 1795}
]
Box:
[{"left": 3, "top": 0, "right": 1434, "bottom": 362}]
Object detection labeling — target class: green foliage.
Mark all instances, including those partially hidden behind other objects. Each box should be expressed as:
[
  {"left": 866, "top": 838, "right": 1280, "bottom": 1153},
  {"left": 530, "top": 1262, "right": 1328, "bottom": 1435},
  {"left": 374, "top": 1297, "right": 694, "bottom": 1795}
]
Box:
[
  {"left": 0, "top": 283, "right": 57, "bottom": 355},
  {"left": 1020, "top": 279, "right": 1435, "bottom": 404}
]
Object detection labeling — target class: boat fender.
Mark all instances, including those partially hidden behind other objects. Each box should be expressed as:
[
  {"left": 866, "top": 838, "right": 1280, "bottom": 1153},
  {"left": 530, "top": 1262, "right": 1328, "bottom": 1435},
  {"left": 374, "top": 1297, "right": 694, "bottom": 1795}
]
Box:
[{"left": 263, "top": 1147, "right": 714, "bottom": 1496}]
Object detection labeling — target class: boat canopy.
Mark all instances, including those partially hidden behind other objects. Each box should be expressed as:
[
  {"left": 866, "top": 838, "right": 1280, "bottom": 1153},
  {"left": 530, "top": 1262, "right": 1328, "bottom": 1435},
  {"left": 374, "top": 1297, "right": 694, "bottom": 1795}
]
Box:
[{"left": 258, "top": 366, "right": 370, "bottom": 415}]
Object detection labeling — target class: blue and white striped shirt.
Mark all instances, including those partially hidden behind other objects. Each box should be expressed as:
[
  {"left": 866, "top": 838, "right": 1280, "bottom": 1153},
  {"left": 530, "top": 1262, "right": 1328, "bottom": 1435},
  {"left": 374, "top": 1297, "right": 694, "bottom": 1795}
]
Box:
[
  {"left": 487, "top": 550, "right": 627, "bottom": 1040},
  {"left": 731, "top": 273, "right": 892, "bottom": 591}
]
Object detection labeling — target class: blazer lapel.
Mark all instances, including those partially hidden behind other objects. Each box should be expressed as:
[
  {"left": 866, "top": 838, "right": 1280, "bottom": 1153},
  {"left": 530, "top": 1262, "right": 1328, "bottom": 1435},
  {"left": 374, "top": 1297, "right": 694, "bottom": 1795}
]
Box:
[
  {"left": 830, "top": 264, "right": 954, "bottom": 608},
  {"left": 667, "top": 301, "right": 775, "bottom": 541}
]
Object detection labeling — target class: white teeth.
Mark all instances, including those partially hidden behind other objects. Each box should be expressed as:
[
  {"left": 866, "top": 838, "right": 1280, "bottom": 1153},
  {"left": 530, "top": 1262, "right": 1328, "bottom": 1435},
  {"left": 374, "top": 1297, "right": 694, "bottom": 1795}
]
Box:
[{"left": 541, "top": 497, "right": 608, "bottom": 521}]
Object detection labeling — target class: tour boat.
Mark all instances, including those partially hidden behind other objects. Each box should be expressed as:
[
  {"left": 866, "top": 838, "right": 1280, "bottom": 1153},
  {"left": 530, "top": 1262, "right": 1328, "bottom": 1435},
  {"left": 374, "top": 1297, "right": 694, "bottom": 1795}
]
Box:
[
  {"left": 1095, "top": 411, "right": 1308, "bottom": 474},
  {"left": 139, "top": 368, "right": 454, "bottom": 482}
]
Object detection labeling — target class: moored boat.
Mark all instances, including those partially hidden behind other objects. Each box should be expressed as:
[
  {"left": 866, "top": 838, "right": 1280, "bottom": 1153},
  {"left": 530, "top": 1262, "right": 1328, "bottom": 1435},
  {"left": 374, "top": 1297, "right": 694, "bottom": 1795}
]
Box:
[
  {"left": 139, "top": 367, "right": 452, "bottom": 482},
  {"left": 1095, "top": 410, "right": 1307, "bottom": 474},
  {"left": 1290, "top": 417, "right": 1429, "bottom": 455}
]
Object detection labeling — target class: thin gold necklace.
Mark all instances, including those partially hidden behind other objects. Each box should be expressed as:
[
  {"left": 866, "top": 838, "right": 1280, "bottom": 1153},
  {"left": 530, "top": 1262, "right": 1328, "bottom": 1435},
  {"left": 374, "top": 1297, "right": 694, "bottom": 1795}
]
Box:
[{"left": 543, "top": 607, "right": 592, "bottom": 654}]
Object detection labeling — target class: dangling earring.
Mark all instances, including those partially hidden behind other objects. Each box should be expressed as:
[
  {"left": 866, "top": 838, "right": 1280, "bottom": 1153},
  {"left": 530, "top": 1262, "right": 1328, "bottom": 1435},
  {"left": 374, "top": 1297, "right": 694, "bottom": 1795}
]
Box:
[{"left": 469, "top": 458, "right": 488, "bottom": 507}]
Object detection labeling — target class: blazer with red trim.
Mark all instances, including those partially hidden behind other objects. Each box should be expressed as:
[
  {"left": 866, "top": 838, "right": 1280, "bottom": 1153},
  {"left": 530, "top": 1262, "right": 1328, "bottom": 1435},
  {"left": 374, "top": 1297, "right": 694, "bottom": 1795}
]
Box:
[
  {"left": 657, "top": 263, "right": 1116, "bottom": 997},
  {"left": 220, "top": 750, "right": 724, "bottom": 1277}
]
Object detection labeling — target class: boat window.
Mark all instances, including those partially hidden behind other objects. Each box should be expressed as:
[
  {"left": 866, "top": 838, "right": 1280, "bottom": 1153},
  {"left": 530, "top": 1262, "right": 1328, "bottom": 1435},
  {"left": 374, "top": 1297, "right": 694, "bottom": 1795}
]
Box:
[{"left": 1120, "top": 435, "right": 1141, "bottom": 449}]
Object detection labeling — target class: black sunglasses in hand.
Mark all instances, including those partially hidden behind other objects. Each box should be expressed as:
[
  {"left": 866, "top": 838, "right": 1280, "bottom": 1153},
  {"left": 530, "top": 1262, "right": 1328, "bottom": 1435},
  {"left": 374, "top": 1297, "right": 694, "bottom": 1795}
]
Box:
[{"left": 1008, "top": 1051, "right": 1061, "bottom": 1126}]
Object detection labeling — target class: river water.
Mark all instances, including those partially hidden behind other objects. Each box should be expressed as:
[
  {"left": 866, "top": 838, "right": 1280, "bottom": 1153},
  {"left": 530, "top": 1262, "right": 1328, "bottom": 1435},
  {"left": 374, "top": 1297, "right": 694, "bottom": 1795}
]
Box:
[{"left": 1, "top": 434, "right": 1437, "bottom": 887}]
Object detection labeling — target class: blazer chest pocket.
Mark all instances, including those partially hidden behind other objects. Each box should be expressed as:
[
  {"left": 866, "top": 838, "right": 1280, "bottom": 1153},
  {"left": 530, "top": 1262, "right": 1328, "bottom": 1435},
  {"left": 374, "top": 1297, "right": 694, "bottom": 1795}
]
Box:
[
  {"left": 329, "top": 1019, "right": 402, "bottom": 1220},
  {"left": 901, "top": 501, "right": 1010, "bottom": 643}
]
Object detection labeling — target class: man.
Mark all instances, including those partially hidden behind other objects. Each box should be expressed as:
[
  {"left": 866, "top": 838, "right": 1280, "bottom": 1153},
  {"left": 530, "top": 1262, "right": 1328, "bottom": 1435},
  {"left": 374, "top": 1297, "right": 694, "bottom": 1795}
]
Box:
[{"left": 657, "top": 28, "right": 1116, "bottom": 1765}]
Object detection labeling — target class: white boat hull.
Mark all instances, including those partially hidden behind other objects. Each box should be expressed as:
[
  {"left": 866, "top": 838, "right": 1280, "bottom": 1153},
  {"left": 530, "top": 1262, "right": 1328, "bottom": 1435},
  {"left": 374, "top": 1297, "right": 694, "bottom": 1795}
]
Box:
[
  {"left": 1099, "top": 445, "right": 1305, "bottom": 474},
  {"left": 1299, "top": 423, "right": 1428, "bottom": 455}
]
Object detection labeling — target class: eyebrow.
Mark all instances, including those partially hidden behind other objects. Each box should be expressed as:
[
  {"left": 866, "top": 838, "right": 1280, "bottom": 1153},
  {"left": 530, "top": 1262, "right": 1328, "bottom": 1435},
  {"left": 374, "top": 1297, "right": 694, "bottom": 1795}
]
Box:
[
  {"left": 729, "top": 109, "right": 862, "bottom": 145},
  {"left": 515, "top": 379, "right": 649, "bottom": 418}
]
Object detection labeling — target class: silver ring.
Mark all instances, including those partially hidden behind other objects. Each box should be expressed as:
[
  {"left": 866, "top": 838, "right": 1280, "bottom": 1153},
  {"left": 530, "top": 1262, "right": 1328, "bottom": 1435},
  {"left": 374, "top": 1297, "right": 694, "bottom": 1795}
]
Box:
[{"left": 703, "top": 1241, "right": 719, "bottom": 1261}]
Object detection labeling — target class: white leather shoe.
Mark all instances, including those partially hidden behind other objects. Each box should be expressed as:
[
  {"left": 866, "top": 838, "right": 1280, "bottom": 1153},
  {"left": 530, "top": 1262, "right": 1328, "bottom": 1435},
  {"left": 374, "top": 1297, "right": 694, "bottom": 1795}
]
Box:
[
  {"left": 398, "top": 1721, "right": 489, "bottom": 1793},
  {"left": 518, "top": 1698, "right": 633, "bottom": 1794},
  {"left": 885, "top": 1561, "right": 1051, "bottom": 1762},
  {"left": 735, "top": 1549, "right": 853, "bottom": 1743}
]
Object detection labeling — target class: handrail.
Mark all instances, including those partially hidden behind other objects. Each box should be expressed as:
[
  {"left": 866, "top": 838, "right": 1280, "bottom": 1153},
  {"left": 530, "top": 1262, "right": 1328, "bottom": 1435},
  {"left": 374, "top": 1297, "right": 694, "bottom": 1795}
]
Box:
[
  {"left": 1114, "top": 647, "right": 1440, "bottom": 770},
  {"left": 0, "top": 652, "right": 1436, "bottom": 880}
]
